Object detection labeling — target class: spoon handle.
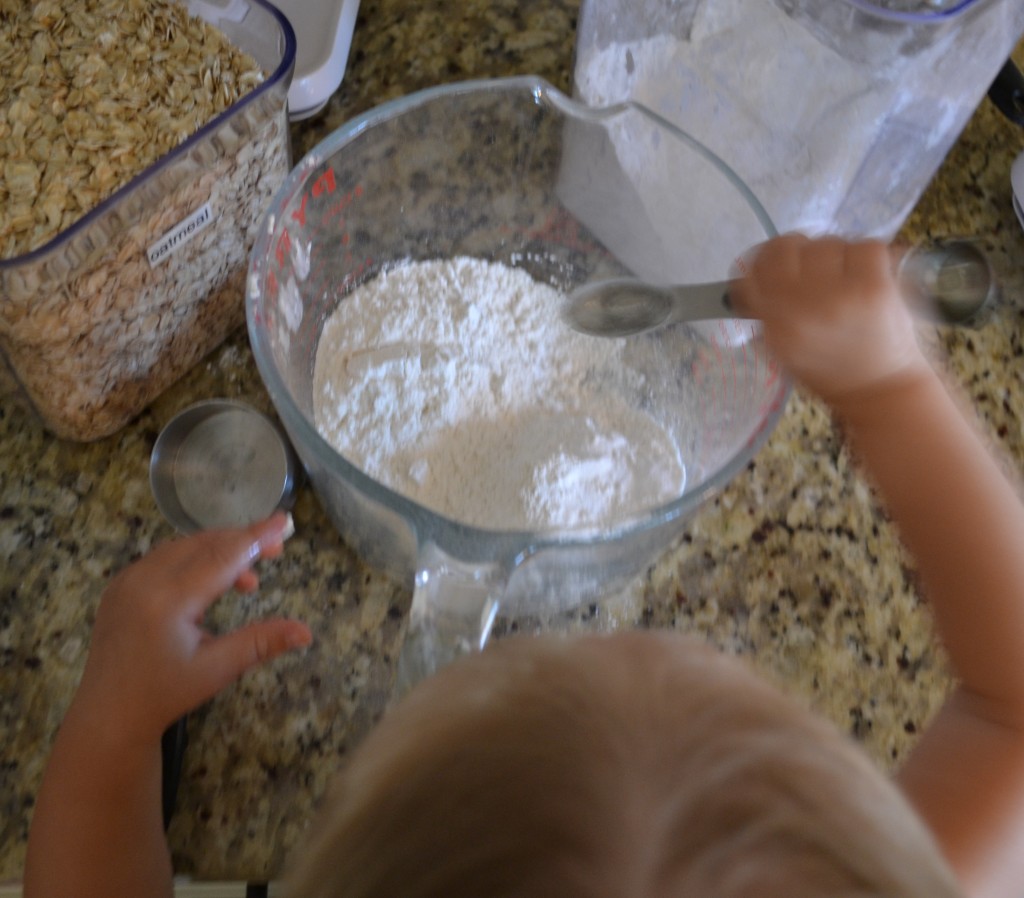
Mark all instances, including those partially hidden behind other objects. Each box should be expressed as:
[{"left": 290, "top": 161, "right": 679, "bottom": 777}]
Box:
[
  {"left": 566, "top": 238, "right": 993, "bottom": 339},
  {"left": 664, "top": 280, "right": 736, "bottom": 323},
  {"left": 666, "top": 239, "right": 994, "bottom": 327}
]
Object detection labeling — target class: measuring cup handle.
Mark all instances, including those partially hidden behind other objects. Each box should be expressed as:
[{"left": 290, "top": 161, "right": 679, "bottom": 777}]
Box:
[{"left": 393, "top": 544, "right": 505, "bottom": 697}]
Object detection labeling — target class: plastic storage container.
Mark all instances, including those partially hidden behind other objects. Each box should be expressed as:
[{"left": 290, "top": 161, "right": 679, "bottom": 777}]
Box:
[
  {"left": 272, "top": 0, "right": 361, "bottom": 120},
  {"left": 573, "top": 0, "right": 1024, "bottom": 244},
  {"left": 0, "top": 0, "right": 295, "bottom": 441}
]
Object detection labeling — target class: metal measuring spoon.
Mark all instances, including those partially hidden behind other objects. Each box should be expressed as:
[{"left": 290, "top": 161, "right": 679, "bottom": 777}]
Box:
[{"left": 564, "top": 239, "right": 996, "bottom": 337}]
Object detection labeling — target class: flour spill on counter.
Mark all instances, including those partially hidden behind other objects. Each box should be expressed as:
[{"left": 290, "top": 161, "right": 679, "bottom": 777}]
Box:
[{"left": 312, "top": 257, "right": 687, "bottom": 530}]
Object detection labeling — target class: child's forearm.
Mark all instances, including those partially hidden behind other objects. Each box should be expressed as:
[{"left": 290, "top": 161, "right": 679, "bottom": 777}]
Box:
[
  {"left": 835, "top": 370, "right": 1024, "bottom": 715},
  {"left": 24, "top": 699, "right": 173, "bottom": 898},
  {"left": 835, "top": 370, "right": 1024, "bottom": 896}
]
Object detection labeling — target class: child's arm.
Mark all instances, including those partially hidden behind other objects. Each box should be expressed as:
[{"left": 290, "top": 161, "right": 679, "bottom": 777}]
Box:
[
  {"left": 834, "top": 365, "right": 1024, "bottom": 898},
  {"left": 23, "top": 514, "right": 312, "bottom": 898},
  {"left": 734, "top": 235, "right": 1024, "bottom": 898}
]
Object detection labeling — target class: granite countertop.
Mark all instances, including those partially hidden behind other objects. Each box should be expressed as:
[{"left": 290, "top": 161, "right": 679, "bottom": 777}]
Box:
[{"left": 4, "top": 0, "right": 1024, "bottom": 884}]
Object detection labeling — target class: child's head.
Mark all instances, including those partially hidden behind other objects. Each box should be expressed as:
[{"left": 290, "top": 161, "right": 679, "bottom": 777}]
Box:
[{"left": 285, "top": 631, "right": 961, "bottom": 897}]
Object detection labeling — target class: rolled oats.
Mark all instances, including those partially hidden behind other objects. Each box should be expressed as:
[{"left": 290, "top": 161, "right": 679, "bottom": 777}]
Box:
[{"left": 0, "top": 0, "right": 292, "bottom": 440}]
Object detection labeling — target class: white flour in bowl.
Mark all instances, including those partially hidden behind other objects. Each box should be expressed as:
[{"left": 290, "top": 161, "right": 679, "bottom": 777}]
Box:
[{"left": 312, "top": 257, "right": 686, "bottom": 531}]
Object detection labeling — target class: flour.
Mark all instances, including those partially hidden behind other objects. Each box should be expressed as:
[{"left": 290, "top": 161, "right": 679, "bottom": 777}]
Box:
[{"left": 312, "top": 257, "right": 686, "bottom": 531}]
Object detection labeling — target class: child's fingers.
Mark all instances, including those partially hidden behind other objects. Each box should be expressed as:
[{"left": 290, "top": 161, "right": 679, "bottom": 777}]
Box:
[
  {"left": 173, "top": 514, "right": 294, "bottom": 615},
  {"left": 800, "top": 236, "right": 847, "bottom": 284},
  {"left": 731, "top": 233, "right": 805, "bottom": 318},
  {"left": 836, "top": 238, "right": 889, "bottom": 285},
  {"left": 234, "top": 569, "right": 260, "bottom": 593},
  {"left": 190, "top": 618, "right": 313, "bottom": 702},
  {"left": 750, "top": 232, "right": 807, "bottom": 287},
  {"left": 124, "top": 515, "right": 291, "bottom": 599}
]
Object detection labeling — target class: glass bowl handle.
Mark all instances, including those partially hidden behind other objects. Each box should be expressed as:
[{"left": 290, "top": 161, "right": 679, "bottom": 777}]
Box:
[{"left": 393, "top": 543, "right": 505, "bottom": 696}]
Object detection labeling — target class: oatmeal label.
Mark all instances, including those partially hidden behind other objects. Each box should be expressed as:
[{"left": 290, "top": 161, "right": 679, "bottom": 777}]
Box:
[{"left": 147, "top": 202, "right": 213, "bottom": 267}]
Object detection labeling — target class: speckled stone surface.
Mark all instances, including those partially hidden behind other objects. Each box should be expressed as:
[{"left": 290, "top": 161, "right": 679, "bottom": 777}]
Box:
[{"left": 4, "top": 0, "right": 1024, "bottom": 883}]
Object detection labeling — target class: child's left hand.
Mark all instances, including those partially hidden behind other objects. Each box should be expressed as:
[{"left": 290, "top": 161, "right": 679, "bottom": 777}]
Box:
[
  {"left": 24, "top": 514, "right": 313, "bottom": 898},
  {"left": 71, "top": 513, "right": 312, "bottom": 749}
]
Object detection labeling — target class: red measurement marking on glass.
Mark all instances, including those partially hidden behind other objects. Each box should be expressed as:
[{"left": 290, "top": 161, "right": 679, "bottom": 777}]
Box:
[
  {"left": 265, "top": 170, "right": 369, "bottom": 361},
  {"left": 312, "top": 169, "right": 337, "bottom": 198},
  {"left": 275, "top": 229, "right": 291, "bottom": 267},
  {"left": 308, "top": 255, "right": 329, "bottom": 288},
  {"left": 276, "top": 171, "right": 358, "bottom": 286},
  {"left": 694, "top": 347, "right": 710, "bottom": 464},
  {"left": 325, "top": 184, "right": 364, "bottom": 224},
  {"left": 290, "top": 194, "right": 309, "bottom": 228},
  {"left": 695, "top": 337, "right": 731, "bottom": 456},
  {"left": 731, "top": 253, "right": 752, "bottom": 278},
  {"left": 290, "top": 170, "right": 340, "bottom": 228},
  {"left": 721, "top": 323, "right": 738, "bottom": 411}
]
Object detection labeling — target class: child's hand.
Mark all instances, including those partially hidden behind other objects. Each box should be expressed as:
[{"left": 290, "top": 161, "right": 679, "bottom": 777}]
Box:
[
  {"left": 731, "top": 234, "right": 930, "bottom": 405},
  {"left": 71, "top": 514, "right": 312, "bottom": 749}
]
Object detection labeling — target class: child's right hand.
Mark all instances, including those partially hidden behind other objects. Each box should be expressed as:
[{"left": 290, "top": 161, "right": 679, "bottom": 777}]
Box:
[{"left": 731, "top": 234, "right": 931, "bottom": 406}]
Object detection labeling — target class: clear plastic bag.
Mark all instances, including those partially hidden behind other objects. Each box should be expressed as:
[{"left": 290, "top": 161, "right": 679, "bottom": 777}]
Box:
[{"left": 573, "top": 0, "right": 1024, "bottom": 239}]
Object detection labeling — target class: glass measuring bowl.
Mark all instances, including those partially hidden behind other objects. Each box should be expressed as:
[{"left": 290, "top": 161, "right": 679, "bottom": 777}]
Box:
[{"left": 246, "top": 76, "right": 787, "bottom": 689}]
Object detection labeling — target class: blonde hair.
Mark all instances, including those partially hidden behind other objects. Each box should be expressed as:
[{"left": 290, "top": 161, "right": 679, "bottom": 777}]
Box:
[{"left": 285, "top": 631, "right": 962, "bottom": 898}]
